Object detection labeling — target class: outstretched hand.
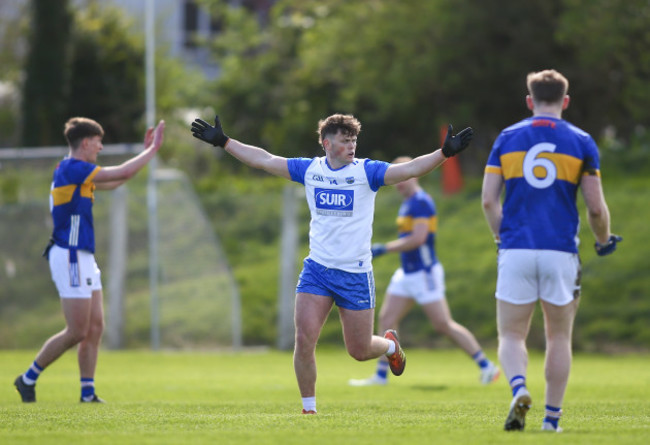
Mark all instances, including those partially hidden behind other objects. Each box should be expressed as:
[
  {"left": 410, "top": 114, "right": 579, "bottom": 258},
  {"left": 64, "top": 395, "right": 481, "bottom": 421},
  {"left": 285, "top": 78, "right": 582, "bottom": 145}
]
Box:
[
  {"left": 441, "top": 124, "right": 473, "bottom": 158},
  {"left": 145, "top": 120, "right": 165, "bottom": 152},
  {"left": 191, "top": 115, "right": 230, "bottom": 147}
]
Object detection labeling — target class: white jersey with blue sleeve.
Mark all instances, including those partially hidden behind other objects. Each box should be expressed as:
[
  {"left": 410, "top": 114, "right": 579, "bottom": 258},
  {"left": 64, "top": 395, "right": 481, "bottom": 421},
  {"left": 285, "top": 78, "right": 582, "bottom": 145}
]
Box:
[{"left": 287, "top": 156, "right": 390, "bottom": 273}]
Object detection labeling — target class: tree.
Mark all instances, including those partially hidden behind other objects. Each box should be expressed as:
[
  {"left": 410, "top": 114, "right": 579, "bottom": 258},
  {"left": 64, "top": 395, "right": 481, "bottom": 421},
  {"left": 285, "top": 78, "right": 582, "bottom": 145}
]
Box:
[
  {"left": 0, "top": 1, "right": 28, "bottom": 147},
  {"left": 556, "top": 0, "right": 650, "bottom": 137},
  {"left": 66, "top": 3, "right": 145, "bottom": 143},
  {"left": 202, "top": 0, "right": 648, "bottom": 171},
  {"left": 21, "top": 0, "right": 72, "bottom": 146}
]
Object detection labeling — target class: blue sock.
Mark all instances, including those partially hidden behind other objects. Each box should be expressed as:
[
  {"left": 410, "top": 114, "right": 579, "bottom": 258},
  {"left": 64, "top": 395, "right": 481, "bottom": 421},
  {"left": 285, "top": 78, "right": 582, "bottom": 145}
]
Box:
[
  {"left": 23, "top": 361, "right": 44, "bottom": 385},
  {"left": 472, "top": 350, "right": 489, "bottom": 369},
  {"left": 544, "top": 405, "right": 562, "bottom": 428},
  {"left": 509, "top": 375, "right": 526, "bottom": 397},
  {"left": 81, "top": 378, "right": 95, "bottom": 400},
  {"left": 376, "top": 360, "right": 389, "bottom": 380}
]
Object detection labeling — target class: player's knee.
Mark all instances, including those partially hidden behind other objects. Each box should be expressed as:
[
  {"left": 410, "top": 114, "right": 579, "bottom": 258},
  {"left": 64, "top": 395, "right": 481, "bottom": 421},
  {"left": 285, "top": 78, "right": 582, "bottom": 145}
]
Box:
[
  {"left": 432, "top": 319, "right": 452, "bottom": 335},
  {"left": 347, "top": 345, "right": 372, "bottom": 361},
  {"left": 87, "top": 318, "right": 104, "bottom": 339},
  {"left": 66, "top": 328, "right": 88, "bottom": 344},
  {"left": 294, "top": 327, "right": 318, "bottom": 350}
]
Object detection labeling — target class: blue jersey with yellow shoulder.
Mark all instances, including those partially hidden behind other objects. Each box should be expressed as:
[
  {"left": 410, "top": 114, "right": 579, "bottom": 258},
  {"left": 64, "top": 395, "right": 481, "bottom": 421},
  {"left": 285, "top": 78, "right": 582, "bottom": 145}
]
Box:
[
  {"left": 398, "top": 189, "right": 438, "bottom": 273},
  {"left": 49, "top": 158, "right": 101, "bottom": 253},
  {"left": 485, "top": 116, "right": 600, "bottom": 253}
]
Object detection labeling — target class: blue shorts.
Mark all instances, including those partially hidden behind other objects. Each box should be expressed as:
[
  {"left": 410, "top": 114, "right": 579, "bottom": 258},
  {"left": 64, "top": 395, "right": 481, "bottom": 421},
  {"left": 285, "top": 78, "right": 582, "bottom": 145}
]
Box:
[{"left": 296, "top": 258, "right": 376, "bottom": 310}]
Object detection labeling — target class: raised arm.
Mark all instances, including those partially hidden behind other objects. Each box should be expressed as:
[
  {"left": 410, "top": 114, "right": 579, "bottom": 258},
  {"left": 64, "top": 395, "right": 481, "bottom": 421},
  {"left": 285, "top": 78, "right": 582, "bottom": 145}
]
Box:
[
  {"left": 94, "top": 120, "right": 165, "bottom": 184},
  {"left": 191, "top": 115, "right": 290, "bottom": 179},
  {"left": 383, "top": 124, "right": 473, "bottom": 185}
]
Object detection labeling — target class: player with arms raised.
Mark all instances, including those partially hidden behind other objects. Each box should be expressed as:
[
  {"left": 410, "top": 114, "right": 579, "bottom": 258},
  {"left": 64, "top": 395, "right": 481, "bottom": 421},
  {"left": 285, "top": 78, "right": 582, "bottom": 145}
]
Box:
[{"left": 191, "top": 113, "right": 473, "bottom": 414}]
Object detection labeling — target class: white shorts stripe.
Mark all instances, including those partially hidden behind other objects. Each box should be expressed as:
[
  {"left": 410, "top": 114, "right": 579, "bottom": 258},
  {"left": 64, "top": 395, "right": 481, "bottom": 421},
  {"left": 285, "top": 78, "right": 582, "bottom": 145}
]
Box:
[{"left": 69, "top": 214, "right": 80, "bottom": 246}]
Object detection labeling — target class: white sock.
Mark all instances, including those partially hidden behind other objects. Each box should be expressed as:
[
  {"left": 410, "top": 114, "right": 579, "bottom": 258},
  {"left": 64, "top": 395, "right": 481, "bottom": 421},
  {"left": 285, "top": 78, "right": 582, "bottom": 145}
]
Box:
[
  {"left": 302, "top": 396, "right": 316, "bottom": 412},
  {"left": 385, "top": 340, "right": 396, "bottom": 356}
]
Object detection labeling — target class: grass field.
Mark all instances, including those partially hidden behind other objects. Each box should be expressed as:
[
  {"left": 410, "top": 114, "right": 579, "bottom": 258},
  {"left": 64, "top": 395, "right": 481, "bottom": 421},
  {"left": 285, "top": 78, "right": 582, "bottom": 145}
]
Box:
[{"left": 1, "top": 348, "right": 648, "bottom": 444}]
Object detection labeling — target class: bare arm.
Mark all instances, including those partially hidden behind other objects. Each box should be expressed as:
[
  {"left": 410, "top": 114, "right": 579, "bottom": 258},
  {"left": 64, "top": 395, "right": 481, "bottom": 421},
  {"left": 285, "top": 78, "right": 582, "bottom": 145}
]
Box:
[
  {"left": 383, "top": 150, "right": 447, "bottom": 186},
  {"left": 481, "top": 173, "right": 504, "bottom": 241},
  {"left": 95, "top": 179, "right": 127, "bottom": 190},
  {"left": 94, "top": 120, "right": 165, "bottom": 184},
  {"left": 580, "top": 174, "right": 610, "bottom": 244},
  {"left": 383, "top": 125, "right": 473, "bottom": 185},
  {"left": 223, "top": 139, "right": 291, "bottom": 179},
  {"left": 384, "top": 221, "right": 429, "bottom": 252}
]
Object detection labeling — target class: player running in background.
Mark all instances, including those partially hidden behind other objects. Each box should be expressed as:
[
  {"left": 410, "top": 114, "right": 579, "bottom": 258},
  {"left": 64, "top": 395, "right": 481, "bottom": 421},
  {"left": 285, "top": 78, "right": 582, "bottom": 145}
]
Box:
[
  {"left": 349, "top": 156, "right": 499, "bottom": 387},
  {"left": 482, "top": 69, "right": 621, "bottom": 432},
  {"left": 191, "top": 113, "right": 473, "bottom": 414},
  {"left": 14, "top": 117, "right": 165, "bottom": 403}
]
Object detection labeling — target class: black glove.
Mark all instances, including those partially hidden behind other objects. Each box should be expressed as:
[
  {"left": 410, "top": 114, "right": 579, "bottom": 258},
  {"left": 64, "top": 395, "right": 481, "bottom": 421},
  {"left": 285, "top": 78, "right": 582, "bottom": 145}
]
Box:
[
  {"left": 441, "top": 124, "right": 473, "bottom": 158},
  {"left": 595, "top": 234, "right": 623, "bottom": 256},
  {"left": 371, "top": 243, "right": 387, "bottom": 258},
  {"left": 191, "top": 115, "right": 230, "bottom": 147}
]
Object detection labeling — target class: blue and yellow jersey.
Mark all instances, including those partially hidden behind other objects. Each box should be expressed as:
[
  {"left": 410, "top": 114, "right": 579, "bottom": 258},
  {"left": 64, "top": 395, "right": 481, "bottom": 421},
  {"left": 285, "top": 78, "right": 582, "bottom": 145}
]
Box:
[
  {"left": 485, "top": 116, "right": 600, "bottom": 253},
  {"left": 49, "top": 158, "right": 101, "bottom": 253},
  {"left": 397, "top": 189, "right": 438, "bottom": 273}
]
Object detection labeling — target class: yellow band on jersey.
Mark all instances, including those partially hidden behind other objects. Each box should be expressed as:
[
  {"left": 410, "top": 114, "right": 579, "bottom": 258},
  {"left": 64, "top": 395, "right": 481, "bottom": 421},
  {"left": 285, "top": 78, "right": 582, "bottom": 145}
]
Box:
[
  {"left": 500, "top": 151, "right": 593, "bottom": 185},
  {"left": 51, "top": 166, "right": 100, "bottom": 205},
  {"left": 397, "top": 215, "right": 437, "bottom": 234},
  {"left": 79, "top": 182, "right": 96, "bottom": 201},
  {"left": 51, "top": 184, "right": 77, "bottom": 206},
  {"left": 485, "top": 165, "right": 502, "bottom": 175}
]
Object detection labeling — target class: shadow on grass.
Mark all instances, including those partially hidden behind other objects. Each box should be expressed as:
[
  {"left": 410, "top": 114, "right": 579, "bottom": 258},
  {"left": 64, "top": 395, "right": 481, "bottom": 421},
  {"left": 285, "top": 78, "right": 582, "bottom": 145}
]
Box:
[{"left": 409, "top": 384, "right": 449, "bottom": 392}]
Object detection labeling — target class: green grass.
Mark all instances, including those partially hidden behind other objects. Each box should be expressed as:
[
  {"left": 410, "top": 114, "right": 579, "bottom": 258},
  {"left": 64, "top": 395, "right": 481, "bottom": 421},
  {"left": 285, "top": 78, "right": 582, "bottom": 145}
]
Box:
[{"left": 1, "top": 349, "right": 649, "bottom": 444}]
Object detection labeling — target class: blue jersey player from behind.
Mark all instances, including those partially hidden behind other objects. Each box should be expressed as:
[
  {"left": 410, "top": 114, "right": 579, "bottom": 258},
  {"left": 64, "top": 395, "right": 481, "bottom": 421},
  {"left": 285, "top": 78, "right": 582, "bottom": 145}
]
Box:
[
  {"left": 14, "top": 117, "right": 165, "bottom": 403},
  {"left": 349, "top": 156, "right": 499, "bottom": 388},
  {"left": 191, "top": 113, "right": 473, "bottom": 414},
  {"left": 482, "top": 70, "right": 621, "bottom": 432}
]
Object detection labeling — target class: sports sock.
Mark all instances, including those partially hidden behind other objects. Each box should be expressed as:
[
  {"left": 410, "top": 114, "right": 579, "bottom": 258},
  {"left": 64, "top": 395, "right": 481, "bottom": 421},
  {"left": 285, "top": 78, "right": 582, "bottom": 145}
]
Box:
[
  {"left": 376, "top": 360, "right": 389, "bottom": 380},
  {"left": 509, "top": 375, "right": 526, "bottom": 397},
  {"left": 472, "top": 350, "right": 490, "bottom": 369},
  {"left": 23, "top": 361, "right": 44, "bottom": 385},
  {"left": 544, "top": 405, "right": 562, "bottom": 429},
  {"left": 81, "top": 378, "right": 95, "bottom": 401},
  {"left": 301, "top": 396, "right": 316, "bottom": 412},
  {"left": 385, "top": 340, "right": 396, "bottom": 356}
]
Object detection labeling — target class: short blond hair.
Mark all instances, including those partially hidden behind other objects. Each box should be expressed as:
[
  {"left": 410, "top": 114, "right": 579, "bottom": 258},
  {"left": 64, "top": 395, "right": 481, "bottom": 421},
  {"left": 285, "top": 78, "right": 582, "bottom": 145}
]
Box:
[{"left": 526, "top": 69, "right": 569, "bottom": 104}]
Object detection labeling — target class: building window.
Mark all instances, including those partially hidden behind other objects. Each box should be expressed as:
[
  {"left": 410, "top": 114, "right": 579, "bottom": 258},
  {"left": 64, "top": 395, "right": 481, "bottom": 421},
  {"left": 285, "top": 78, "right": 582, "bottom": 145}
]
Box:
[{"left": 183, "top": 0, "right": 199, "bottom": 48}]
